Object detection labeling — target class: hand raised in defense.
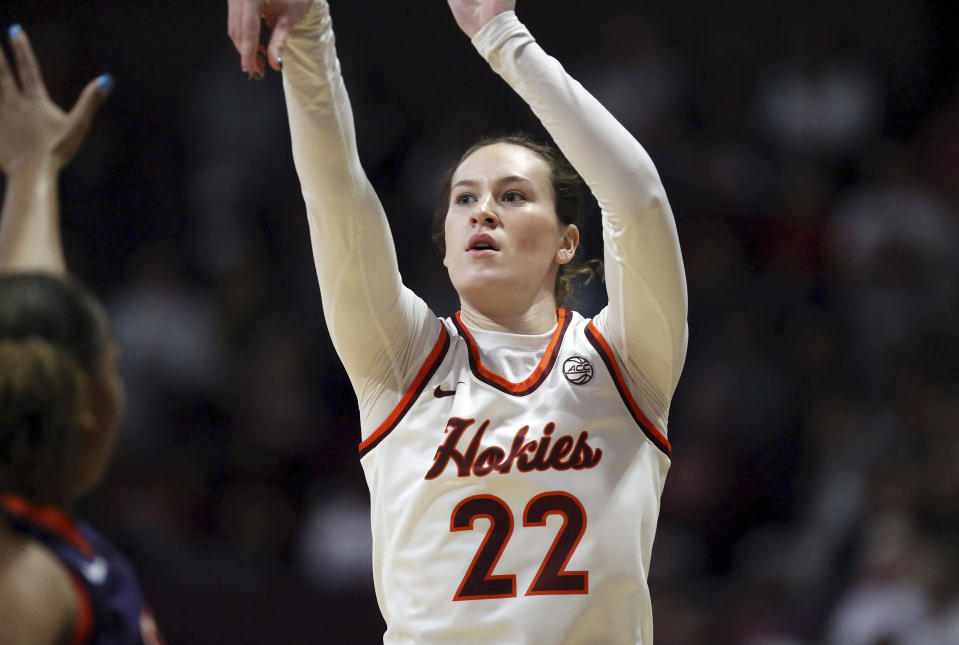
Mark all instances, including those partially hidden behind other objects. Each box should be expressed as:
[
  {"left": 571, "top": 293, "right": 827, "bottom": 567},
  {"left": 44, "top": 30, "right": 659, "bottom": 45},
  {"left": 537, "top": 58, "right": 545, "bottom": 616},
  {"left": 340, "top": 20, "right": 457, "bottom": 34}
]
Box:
[{"left": 0, "top": 25, "right": 110, "bottom": 175}]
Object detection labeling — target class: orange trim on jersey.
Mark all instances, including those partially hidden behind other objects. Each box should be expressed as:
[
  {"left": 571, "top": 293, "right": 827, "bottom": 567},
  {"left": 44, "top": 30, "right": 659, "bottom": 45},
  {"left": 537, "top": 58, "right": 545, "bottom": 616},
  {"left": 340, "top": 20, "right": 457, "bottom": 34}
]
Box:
[
  {"left": 453, "top": 308, "right": 571, "bottom": 396},
  {"left": 585, "top": 322, "right": 672, "bottom": 456},
  {"left": 67, "top": 573, "right": 95, "bottom": 645},
  {"left": 0, "top": 494, "right": 94, "bottom": 557},
  {"left": 358, "top": 324, "right": 451, "bottom": 457}
]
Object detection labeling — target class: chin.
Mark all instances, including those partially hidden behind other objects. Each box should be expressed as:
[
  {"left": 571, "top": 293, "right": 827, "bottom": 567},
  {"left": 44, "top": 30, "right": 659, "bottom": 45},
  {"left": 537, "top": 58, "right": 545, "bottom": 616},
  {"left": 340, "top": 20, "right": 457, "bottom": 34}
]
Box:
[{"left": 452, "top": 275, "right": 507, "bottom": 301}]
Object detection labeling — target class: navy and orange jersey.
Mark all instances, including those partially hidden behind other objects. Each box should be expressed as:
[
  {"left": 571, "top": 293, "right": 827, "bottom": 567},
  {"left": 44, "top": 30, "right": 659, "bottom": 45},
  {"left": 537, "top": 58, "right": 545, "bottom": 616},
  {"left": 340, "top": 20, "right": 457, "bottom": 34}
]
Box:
[{"left": 0, "top": 495, "right": 164, "bottom": 645}]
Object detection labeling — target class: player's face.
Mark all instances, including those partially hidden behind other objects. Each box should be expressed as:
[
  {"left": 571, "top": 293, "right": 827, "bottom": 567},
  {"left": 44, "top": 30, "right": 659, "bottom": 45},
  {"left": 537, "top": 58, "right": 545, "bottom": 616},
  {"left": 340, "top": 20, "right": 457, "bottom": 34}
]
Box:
[{"left": 443, "top": 143, "right": 578, "bottom": 313}]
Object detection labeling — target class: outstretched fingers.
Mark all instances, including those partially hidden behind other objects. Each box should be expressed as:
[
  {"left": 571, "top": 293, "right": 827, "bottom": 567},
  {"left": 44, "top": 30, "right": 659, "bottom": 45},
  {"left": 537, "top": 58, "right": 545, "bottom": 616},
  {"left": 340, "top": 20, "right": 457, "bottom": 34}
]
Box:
[
  {"left": 69, "top": 76, "right": 111, "bottom": 133},
  {"left": 54, "top": 74, "right": 112, "bottom": 166},
  {"left": 0, "top": 28, "right": 19, "bottom": 96},
  {"left": 7, "top": 25, "right": 47, "bottom": 98}
]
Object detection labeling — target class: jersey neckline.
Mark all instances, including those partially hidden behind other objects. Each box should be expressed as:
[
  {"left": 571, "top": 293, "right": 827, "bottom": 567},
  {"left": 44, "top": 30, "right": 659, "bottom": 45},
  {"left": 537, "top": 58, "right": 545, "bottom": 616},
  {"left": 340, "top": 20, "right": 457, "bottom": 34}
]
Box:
[
  {"left": 0, "top": 493, "right": 94, "bottom": 556},
  {"left": 453, "top": 308, "right": 572, "bottom": 396}
]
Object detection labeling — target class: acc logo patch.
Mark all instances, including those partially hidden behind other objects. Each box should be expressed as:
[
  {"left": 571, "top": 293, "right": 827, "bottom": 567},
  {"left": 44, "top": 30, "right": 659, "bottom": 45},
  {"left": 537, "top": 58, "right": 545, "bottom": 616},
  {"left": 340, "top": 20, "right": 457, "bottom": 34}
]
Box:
[{"left": 563, "top": 356, "right": 593, "bottom": 384}]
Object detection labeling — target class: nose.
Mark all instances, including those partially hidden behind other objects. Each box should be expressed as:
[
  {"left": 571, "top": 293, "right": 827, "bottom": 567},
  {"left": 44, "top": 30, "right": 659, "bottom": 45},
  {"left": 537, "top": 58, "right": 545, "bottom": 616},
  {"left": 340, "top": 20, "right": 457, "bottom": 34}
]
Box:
[{"left": 470, "top": 194, "right": 500, "bottom": 227}]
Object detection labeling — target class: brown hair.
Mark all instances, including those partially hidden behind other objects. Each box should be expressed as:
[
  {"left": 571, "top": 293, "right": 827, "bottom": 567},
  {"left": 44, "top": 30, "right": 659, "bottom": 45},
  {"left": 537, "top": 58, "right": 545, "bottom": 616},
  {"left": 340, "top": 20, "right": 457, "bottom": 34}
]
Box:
[
  {"left": 0, "top": 274, "right": 109, "bottom": 501},
  {"left": 432, "top": 133, "right": 602, "bottom": 308},
  {"left": 0, "top": 339, "right": 85, "bottom": 501}
]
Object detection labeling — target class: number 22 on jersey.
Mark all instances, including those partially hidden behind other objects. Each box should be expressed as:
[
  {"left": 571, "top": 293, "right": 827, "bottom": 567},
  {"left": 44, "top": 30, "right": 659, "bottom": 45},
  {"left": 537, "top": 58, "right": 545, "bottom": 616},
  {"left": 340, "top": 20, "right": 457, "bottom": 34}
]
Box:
[{"left": 450, "top": 491, "right": 588, "bottom": 601}]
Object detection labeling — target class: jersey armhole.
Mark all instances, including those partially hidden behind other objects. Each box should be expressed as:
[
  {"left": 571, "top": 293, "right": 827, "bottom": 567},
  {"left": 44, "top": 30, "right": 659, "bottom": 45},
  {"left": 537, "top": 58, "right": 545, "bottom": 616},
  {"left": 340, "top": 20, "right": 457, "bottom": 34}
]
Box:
[
  {"left": 585, "top": 321, "right": 671, "bottom": 457},
  {"left": 358, "top": 323, "right": 450, "bottom": 458},
  {"left": 66, "top": 572, "right": 94, "bottom": 645}
]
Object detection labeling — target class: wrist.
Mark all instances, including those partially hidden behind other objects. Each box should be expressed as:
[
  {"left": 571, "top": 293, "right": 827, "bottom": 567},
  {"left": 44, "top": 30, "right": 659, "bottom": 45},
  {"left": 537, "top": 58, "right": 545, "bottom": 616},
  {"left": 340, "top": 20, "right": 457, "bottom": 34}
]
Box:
[
  {"left": 4, "top": 156, "right": 61, "bottom": 182},
  {"left": 288, "top": 0, "right": 328, "bottom": 38}
]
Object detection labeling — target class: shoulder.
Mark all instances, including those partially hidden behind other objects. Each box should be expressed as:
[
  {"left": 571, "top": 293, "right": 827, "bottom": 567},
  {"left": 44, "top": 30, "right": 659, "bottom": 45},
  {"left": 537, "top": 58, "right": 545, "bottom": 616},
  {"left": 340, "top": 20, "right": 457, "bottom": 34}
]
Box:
[{"left": 0, "top": 524, "right": 79, "bottom": 645}]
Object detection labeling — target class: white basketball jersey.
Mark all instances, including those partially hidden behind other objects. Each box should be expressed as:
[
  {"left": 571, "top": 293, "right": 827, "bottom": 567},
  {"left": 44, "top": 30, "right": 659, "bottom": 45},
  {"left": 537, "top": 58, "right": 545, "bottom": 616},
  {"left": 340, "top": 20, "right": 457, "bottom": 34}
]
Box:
[{"left": 359, "top": 309, "right": 671, "bottom": 645}]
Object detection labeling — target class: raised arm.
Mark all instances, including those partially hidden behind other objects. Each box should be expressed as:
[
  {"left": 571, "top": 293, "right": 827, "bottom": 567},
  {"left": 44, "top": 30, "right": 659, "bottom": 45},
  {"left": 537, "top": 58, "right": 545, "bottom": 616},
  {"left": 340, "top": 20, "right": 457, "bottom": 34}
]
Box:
[
  {"left": 0, "top": 25, "right": 110, "bottom": 275},
  {"left": 449, "top": 2, "right": 688, "bottom": 422},
  {"left": 0, "top": 25, "right": 110, "bottom": 644},
  {"left": 227, "top": 0, "right": 438, "bottom": 433}
]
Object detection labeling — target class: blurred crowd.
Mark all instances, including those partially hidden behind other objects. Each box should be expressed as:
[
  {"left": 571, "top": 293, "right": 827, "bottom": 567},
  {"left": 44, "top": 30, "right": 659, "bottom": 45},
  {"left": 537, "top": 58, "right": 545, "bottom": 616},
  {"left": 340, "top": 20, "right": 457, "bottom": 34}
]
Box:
[{"left": 1, "top": 1, "right": 956, "bottom": 643}]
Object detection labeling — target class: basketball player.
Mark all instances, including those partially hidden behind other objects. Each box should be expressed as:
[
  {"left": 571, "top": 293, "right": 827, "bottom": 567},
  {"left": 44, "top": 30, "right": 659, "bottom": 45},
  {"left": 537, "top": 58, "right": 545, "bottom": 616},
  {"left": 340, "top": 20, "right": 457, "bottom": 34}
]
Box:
[
  {"left": 228, "top": 0, "right": 688, "bottom": 642},
  {"left": 0, "top": 25, "right": 164, "bottom": 645}
]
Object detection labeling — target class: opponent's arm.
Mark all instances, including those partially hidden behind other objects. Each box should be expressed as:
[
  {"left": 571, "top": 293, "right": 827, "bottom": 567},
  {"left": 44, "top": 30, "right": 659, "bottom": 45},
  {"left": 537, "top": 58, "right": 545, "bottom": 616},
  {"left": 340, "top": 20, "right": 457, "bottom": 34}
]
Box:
[
  {"left": 227, "top": 1, "right": 437, "bottom": 433},
  {"left": 449, "top": 1, "right": 688, "bottom": 422},
  {"left": 0, "top": 26, "right": 110, "bottom": 275}
]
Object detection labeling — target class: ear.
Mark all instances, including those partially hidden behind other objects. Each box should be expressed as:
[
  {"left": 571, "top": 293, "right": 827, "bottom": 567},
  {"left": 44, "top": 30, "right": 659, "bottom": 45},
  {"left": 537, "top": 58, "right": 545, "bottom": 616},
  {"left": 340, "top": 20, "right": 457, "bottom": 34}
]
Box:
[
  {"left": 555, "top": 224, "right": 579, "bottom": 265},
  {"left": 76, "top": 409, "right": 98, "bottom": 437},
  {"left": 75, "top": 376, "right": 99, "bottom": 440}
]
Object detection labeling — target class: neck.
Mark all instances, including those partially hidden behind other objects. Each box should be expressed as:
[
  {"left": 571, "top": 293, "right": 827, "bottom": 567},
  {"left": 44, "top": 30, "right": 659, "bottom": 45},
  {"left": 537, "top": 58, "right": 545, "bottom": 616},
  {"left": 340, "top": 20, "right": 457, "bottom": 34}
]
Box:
[
  {"left": 0, "top": 474, "right": 72, "bottom": 511},
  {"left": 458, "top": 296, "right": 560, "bottom": 334}
]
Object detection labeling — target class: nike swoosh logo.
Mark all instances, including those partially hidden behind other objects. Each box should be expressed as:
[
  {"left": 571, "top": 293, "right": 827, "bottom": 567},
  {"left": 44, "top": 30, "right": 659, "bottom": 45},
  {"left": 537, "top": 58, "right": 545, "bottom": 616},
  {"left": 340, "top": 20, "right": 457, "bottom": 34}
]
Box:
[{"left": 433, "top": 385, "right": 457, "bottom": 398}]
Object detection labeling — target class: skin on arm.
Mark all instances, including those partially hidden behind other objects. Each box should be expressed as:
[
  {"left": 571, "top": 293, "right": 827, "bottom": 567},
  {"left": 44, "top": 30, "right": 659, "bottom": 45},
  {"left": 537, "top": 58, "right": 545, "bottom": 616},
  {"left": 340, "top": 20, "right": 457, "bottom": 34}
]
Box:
[
  {"left": 0, "top": 25, "right": 110, "bottom": 275},
  {"left": 0, "top": 527, "right": 79, "bottom": 645}
]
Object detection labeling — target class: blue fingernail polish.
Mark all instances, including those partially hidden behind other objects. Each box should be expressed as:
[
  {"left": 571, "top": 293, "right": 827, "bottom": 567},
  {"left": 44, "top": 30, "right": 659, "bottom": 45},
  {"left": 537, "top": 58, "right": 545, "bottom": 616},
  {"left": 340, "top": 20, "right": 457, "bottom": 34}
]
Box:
[
  {"left": 97, "top": 74, "right": 114, "bottom": 93},
  {"left": 8, "top": 24, "right": 22, "bottom": 38}
]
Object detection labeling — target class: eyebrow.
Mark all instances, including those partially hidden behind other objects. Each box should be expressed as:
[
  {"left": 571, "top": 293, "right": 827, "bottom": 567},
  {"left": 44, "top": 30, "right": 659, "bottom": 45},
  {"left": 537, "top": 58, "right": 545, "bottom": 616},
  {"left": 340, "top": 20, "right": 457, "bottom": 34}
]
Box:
[{"left": 451, "top": 175, "right": 533, "bottom": 190}]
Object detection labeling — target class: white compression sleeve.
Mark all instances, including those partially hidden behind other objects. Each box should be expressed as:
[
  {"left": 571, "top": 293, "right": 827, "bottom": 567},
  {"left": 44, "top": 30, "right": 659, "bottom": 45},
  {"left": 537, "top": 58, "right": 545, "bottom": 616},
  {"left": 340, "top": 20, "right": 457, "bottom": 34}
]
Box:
[
  {"left": 282, "top": 1, "right": 440, "bottom": 436},
  {"left": 472, "top": 12, "right": 689, "bottom": 426}
]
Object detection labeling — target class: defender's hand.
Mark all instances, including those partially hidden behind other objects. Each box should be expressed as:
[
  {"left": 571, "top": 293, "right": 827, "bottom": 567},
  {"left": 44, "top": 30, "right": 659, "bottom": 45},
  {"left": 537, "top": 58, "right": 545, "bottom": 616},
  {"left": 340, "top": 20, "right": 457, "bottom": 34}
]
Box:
[
  {"left": 447, "top": 0, "right": 515, "bottom": 38},
  {"left": 0, "top": 26, "right": 110, "bottom": 175}
]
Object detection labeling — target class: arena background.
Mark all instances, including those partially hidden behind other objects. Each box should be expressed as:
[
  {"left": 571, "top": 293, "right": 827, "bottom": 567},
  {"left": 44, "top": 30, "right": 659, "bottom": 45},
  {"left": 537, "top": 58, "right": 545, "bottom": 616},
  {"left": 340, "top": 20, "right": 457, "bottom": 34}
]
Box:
[{"left": 1, "top": 1, "right": 957, "bottom": 643}]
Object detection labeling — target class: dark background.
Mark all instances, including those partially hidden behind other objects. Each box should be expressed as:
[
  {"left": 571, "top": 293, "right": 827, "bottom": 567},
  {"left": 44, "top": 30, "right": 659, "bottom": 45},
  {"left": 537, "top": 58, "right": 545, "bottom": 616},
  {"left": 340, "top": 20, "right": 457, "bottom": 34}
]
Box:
[{"left": 1, "top": 1, "right": 958, "bottom": 643}]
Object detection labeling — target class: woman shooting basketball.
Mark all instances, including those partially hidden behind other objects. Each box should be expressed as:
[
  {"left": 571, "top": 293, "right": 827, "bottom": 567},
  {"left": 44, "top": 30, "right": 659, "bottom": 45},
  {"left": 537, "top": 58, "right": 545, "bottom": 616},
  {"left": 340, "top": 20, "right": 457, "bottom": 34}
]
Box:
[{"left": 228, "top": 1, "right": 687, "bottom": 642}]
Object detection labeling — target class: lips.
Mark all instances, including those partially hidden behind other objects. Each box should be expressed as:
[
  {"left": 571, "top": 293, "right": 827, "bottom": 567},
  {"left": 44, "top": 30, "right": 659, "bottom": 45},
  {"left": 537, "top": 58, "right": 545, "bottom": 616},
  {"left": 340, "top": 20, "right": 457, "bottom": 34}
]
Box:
[{"left": 467, "top": 233, "right": 500, "bottom": 252}]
